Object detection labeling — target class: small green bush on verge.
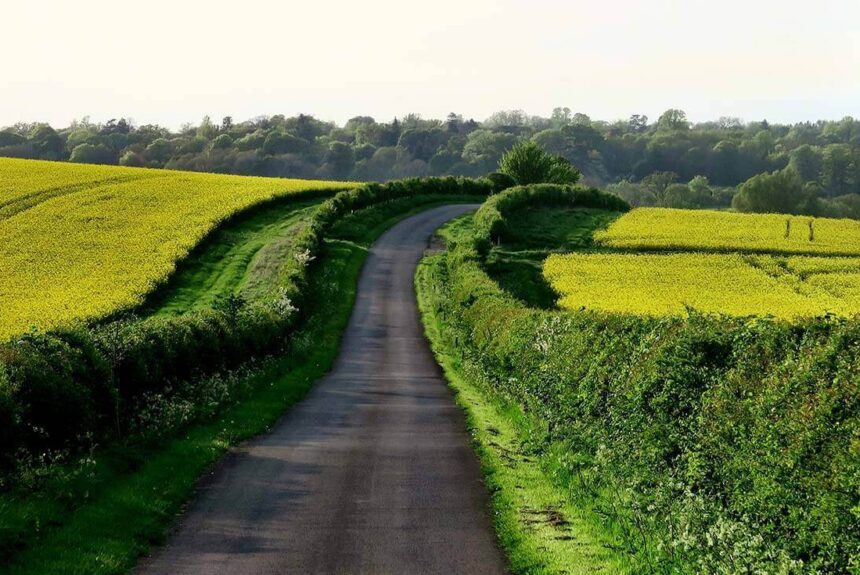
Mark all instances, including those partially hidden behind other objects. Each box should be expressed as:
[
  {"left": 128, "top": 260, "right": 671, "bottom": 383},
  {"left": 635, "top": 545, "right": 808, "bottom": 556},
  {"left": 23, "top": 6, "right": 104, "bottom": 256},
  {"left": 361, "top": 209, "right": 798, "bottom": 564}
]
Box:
[{"left": 498, "top": 141, "right": 581, "bottom": 186}]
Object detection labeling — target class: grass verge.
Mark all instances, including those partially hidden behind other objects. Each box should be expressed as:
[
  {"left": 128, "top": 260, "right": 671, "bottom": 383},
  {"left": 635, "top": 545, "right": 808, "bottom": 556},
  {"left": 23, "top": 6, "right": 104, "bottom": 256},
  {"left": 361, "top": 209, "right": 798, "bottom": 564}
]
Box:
[
  {"left": 144, "top": 198, "right": 324, "bottom": 314},
  {"left": 415, "top": 224, "right": 632, "bottom": 575},
  {"left": 0, "top": 195, "right": 482, "bottom": 575}
]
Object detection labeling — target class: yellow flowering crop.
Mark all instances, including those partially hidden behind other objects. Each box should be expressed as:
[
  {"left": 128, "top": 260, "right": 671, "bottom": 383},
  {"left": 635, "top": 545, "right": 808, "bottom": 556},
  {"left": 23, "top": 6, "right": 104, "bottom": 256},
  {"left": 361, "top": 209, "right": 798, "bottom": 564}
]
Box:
[
  {"left": 542, "top": 253, "right": 860, "bottom": 318},
  {"left": 596, "top": 208, "right": 860, "bottom": 256},
  {"left": 545, "top": 207, "right": 860, "bottom": 319},
  {"left": 0, "top": 160, "right": 149, "bottom": 219},
  {"left": 0, "top": 158, "right": 351, "bottom": 339},
  {"left": 784, "top": 256, "right": 860, "bottom": 276}
]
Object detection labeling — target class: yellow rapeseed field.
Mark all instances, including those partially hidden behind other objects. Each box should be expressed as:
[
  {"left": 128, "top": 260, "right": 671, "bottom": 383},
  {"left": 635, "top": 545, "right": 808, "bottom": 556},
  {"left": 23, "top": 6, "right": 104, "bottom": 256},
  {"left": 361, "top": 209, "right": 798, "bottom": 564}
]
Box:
[
  {"left": 542, "top": 253, "right": 860, "bottom": 318},
  {"left": 0, "top": 160, "right": 148, "bottom": 219},
  {"left": 545, "top": 207, "right": 860, "bottom": 319},
  {"left": 595, "top": 207, "right": 860, "bottom": 256},
  {"left": 784, "top": 255, "right": 860, "bottom": 276},
  {"left": 0, "top": 158, "right": 350, "bottom": 339}
]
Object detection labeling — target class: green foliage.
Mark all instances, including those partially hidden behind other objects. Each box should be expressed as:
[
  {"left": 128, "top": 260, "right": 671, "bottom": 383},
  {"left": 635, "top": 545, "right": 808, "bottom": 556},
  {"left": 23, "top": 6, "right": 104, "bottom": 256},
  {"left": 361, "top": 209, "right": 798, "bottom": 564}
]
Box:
[
  {"left": 262, "top": 130, "right": 308, "bottom": 155},
  {"left": 234, "top": 130, "right": 266, "bottom": 151},
  {"left": 608, "top": 176, "right": 734, "bottom": 209},
  {"left": 462, "top": 129, "right": 518, "bottom": 168},
  {"left": 144, "top": 138, "right": 173, "bottom": 165},
  {"left": 68, "top": 143, "right": 114, "bottom": 165},
  {"left": 822, "top": 143, "right": 856, "bottom": 197},
  {"left": 211, "top": 134, "right": 233, "bottom": 150},
  {"left": 657, "top": 108, "right": 690, "bottom": 131},
  {"left": 0, "top": 131, "right": 25, "bottom": 148},
  {"left": 28, "top": 125, "right": 64, "bottom": 160},
  {"left": 322, "top": 141, "right": 355, "bottom": 179},
  {"left": 640, "top": 170, "right": 678, "bottom": 203},
  {"left": 118, "top": 150, "right": 145, "bottom": 167},
  {"left": 547, "top": 156, "right": 580, "bottom": 184},
  {"left": 425, "top": 206, "right": 860, "bottom": 573},
  {"left": 493, "top": 144, "right": 543, "bottom": 183},
  {"left": 485, "top": 171, "right": 517, "bottom": 193},
  {"left": 498, "top": 141, "right": 581, "bottom": 185},
  {"left": 472, "top": 183, "right": 629, "bottom": 245},
  {"left": 732, "top": 168, "right": 815, "bottom": 214},
  {"left": 789, "top": 144, "right": 823, "bottom": 182}
]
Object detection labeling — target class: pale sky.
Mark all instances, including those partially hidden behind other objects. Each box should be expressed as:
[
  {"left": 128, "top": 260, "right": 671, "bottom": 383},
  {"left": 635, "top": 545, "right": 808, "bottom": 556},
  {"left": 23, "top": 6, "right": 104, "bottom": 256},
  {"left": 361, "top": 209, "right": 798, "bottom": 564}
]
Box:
[{"left": 3, "top": 0, "right": 858, "bottom": 128}]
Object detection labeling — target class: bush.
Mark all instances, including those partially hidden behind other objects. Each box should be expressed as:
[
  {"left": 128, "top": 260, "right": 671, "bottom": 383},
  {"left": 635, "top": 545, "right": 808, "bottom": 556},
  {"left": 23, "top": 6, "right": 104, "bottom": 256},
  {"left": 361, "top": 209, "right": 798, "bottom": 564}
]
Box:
[
  {"left": 0, "top": 373, "right": 18, "bottom": 460},
  {"left": 485, "top": 171, "right": 516, "bottom": 193},
  {"left": 0, "top": 332, "right": 107, "bottom": 455},
  {"left": 498, "top": 141, "right": 581, "bottom": 185}
]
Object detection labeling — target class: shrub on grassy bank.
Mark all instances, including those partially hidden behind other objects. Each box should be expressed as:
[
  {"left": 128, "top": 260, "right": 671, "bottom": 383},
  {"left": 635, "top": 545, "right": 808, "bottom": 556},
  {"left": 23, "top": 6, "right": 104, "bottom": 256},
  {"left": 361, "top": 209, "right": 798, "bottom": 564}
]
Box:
[
  {"left": 0, "top": 176, "right": 493, "bottom": 474},
  {"left": 498, "top": 141, "right": 581, "bottom": 186},
  {"left": 427, "top": 199, "right": 860, "bottom": 573}
]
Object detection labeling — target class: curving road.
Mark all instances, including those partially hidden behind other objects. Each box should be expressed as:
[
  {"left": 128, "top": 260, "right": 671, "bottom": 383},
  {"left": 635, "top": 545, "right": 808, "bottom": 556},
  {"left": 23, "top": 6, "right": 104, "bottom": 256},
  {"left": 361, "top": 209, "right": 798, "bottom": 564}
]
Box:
[{"left": 136, "top": 204, "right": 508, "bottom": 575}]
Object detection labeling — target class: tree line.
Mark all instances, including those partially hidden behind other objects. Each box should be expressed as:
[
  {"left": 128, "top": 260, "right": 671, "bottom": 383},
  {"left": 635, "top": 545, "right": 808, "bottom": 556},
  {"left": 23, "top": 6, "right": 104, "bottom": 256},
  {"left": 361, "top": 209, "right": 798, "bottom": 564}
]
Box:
[{"left": 2, "top": 109, "right": 859, "bottom": 217}]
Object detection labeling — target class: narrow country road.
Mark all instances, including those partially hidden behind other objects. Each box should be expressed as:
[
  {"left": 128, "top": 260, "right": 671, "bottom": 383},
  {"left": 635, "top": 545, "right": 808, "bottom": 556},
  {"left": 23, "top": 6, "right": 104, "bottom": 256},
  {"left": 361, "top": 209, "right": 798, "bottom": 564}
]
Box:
[{"left": 136, "top": 204, "right": 508, "bottom": 575}]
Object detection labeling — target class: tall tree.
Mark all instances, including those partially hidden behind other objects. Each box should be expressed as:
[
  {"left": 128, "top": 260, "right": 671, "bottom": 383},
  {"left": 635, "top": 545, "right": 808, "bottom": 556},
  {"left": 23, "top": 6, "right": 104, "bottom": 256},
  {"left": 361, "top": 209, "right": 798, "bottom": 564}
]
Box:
[
  {"left": 628, "top": 114, "right": 649, "bottom": 133},
  {"left": 789, "top": 145, "right": 823, "bottom": 183},
  {"left": 641, "top": 171, "right": 679, "bottom": 204},
  {"left": 822, "top": 144, "right": 853, "bottom": 197},
  {"left": 657, "top": 109, "right": 690, "bottom": 132}
]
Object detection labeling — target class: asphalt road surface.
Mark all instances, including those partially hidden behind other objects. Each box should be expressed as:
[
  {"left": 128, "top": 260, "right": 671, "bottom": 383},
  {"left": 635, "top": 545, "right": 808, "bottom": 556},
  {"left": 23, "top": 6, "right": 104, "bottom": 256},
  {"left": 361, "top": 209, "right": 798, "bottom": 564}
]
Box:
[{"left": 136, "top": 204, "right": 508, "bottom": 575}]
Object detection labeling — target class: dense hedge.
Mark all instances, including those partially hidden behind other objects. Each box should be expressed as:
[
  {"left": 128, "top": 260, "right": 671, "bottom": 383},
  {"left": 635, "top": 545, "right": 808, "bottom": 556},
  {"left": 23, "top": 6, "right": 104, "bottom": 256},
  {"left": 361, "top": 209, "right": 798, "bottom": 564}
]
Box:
[
  {"left": 472, "top": 183, "right": 630, "bottom": 247},
  {"left": 0, "top": 176, "right": 493, "bottom": 470},
  {"left": 426, "top": 197, "right": 860, "bottom": 573}
]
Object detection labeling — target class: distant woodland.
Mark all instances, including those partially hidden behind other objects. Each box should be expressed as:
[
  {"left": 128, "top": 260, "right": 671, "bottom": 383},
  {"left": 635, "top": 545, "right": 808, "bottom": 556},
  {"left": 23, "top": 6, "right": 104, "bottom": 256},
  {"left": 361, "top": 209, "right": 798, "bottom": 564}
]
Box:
[{"left": 3, "top": 109, "right": 860, "bottom": 217}]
